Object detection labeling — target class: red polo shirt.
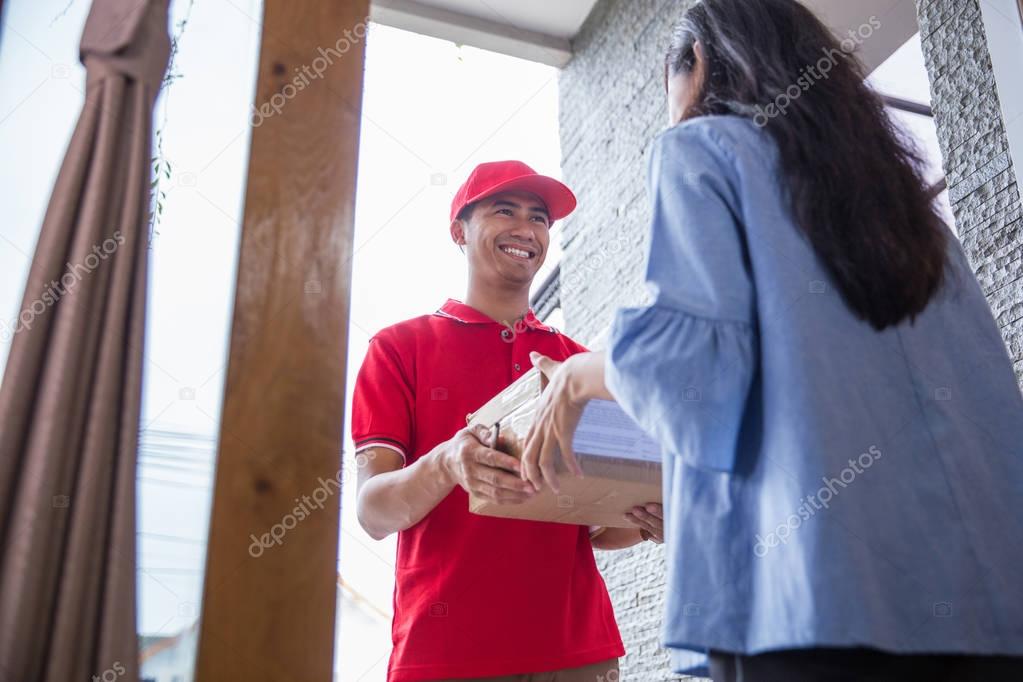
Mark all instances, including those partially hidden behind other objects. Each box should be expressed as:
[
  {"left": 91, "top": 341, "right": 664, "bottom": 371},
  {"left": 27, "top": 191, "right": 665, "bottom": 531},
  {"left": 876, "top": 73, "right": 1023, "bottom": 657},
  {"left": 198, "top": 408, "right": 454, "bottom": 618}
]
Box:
[{"left": 351, "top": 299, "right": 624, "bottom": 682}]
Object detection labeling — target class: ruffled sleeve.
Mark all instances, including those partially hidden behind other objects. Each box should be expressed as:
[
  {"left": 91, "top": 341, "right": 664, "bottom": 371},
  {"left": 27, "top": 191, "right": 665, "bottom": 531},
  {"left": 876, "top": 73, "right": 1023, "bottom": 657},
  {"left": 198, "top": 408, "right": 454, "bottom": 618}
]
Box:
[{"left": 605, "top": 123, "right": 757, "bottom": 472}]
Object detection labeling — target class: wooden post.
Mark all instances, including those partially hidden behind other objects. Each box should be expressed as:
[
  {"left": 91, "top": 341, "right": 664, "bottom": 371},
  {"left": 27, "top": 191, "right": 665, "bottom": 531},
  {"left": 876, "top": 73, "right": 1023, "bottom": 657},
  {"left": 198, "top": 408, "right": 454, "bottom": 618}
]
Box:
[{"left": 194, "top": 1, "right": 368, "bottom": 680}]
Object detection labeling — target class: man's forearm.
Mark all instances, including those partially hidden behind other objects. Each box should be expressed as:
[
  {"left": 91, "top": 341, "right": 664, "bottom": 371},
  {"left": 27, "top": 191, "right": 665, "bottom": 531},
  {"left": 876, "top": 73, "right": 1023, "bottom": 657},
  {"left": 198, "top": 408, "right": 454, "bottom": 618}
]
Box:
[{"left": 356, "top": 445, "right": 455, "bottom": 540}]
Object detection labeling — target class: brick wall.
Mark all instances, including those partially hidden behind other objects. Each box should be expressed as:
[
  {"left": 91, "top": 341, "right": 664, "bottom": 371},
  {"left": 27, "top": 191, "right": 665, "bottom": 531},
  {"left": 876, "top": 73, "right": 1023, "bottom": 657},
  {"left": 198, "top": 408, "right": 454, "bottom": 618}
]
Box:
[
  {"left": 558, "top": 2, "right": 701, "bottom": 680},
  {"left": 557, "top": 1, "right": 1022, "bottom": 680},
  {"left": 559, "top": 0, "right": 696, "bottom": 354},
  {"left": 916, "top": 0, "right": 1023, "bottom": 380}
]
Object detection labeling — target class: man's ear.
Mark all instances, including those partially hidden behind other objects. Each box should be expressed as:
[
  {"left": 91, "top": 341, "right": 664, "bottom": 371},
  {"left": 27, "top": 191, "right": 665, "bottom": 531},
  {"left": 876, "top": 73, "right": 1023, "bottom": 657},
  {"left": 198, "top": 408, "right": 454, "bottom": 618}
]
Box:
[{"left": 450, "top": 219, "right": 467, "bottom": 246}]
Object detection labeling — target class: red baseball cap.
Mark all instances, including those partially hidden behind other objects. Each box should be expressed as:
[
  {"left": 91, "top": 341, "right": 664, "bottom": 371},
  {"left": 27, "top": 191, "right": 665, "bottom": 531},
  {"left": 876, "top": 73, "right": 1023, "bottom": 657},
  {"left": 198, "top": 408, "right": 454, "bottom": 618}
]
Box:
[{"left": 449, "top": 160, "right": 577, "bottom": 224}]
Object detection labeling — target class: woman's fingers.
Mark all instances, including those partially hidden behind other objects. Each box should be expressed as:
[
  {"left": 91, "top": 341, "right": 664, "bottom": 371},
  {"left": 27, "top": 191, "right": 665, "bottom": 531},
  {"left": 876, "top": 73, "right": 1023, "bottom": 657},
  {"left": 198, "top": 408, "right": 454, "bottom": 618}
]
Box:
[
  {"left": 521, "top": 421, "right": 538, "bottom": 482},
  {"left": 529, "top": 351, "right": 560, "bottom": 378},
  {"left": 624, "top": 512, "right": 652, "bottom": 534},
  {"left": 644, "top": 503, "right": 664, "bottom": 519},
  {"left": 537, "top": 423, "right": 561, "bottom": 493},
  {"left": 630, "top": 505, "right": 664, "bottom": 527},
  {"left": 626, "top": 507, "right": 664, "bottom": 538},
  {"left": 559, "top": 431, "right": 583, "bottom": 478},
  {"left": 635, "top": 521, "right": 663, "bottom": 542},
  {"left": 520, "top": 429, "right": 545, "bottom": 493},
  {"left": 518, "top": 355, "right": 586, "bottom": 493}
]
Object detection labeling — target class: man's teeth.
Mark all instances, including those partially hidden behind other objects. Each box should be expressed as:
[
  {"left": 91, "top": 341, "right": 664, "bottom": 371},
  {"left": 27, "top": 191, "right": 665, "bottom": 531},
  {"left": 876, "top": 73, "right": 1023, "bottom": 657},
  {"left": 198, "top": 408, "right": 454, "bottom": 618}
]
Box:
[{"left": 500, "top": 245, "right": 532, "bottom": 259}]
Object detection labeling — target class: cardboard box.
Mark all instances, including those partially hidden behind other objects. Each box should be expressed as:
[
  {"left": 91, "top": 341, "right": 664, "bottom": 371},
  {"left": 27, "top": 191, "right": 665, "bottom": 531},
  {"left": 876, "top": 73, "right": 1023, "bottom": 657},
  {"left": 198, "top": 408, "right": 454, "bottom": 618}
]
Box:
[{"left": 465, "top": 368, "right": 662, "bottom": 528}]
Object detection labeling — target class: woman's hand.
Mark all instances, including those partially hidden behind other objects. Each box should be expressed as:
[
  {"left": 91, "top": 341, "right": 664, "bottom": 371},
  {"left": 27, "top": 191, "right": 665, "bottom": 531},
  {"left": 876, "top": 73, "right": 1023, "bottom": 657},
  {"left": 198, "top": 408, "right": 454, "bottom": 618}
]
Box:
[
  {"left": 626, "top": 502, "right": 664, "bottom": 544},
  {"left": 520, "top": 352, "right": 588, "bottom": 493}
]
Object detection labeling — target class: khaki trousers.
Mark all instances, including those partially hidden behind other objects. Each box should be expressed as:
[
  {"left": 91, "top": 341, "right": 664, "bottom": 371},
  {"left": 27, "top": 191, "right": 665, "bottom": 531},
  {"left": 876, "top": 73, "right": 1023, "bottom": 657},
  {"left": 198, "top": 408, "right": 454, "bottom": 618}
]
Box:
[{"left": 428, "top": 657, "right": 619, "bottom": 682}]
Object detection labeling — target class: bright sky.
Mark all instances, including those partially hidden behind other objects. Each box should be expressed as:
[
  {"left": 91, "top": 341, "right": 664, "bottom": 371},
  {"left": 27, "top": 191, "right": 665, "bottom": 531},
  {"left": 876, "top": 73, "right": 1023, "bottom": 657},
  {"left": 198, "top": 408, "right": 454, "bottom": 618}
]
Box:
[{"left": 0, "top": 3, "right": 942, "bottom": 680}]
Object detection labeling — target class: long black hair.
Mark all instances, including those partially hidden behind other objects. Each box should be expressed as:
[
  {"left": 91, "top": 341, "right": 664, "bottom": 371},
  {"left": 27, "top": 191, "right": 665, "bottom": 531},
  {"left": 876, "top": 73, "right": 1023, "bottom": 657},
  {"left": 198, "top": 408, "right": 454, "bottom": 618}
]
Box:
[{"left": 666, "top": 0, "right": 948, "bottom": 330}]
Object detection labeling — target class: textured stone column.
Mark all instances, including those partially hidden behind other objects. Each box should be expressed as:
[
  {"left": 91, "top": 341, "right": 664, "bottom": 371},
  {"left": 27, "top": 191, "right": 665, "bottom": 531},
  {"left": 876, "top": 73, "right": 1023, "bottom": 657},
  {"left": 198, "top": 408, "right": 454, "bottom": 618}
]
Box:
[{"left": 917, "top": 0, "right": 1023, "bottom": 381}]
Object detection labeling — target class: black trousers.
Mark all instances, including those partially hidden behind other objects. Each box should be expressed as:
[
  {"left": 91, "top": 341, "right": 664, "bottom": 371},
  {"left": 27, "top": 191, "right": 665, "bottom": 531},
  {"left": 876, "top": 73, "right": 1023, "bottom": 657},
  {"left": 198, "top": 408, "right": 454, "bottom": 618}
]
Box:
[{"left": 708, "top": 647, "right": 1023, "bottom": 682}]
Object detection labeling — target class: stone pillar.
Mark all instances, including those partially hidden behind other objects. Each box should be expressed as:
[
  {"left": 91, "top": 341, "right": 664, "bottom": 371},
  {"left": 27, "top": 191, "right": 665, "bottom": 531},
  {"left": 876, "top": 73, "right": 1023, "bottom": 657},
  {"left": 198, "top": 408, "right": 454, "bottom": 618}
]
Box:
[{"left": 917, "top": 0, "right": 1023, "bottom": 380}]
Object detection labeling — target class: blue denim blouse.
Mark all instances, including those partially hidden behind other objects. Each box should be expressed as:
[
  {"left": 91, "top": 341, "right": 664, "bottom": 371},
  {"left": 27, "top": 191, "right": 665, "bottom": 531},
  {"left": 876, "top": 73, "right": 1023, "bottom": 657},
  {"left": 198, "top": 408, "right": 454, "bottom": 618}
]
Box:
[{"left": 605, "top": 116, "right": 1023, "bottom": 675}]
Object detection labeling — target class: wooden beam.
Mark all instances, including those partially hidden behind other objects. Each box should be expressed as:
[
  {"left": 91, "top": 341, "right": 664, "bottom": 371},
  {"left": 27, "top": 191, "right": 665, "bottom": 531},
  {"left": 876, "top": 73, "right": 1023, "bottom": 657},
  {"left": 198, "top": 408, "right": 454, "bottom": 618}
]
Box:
[{"left": 194, "top": 1, "right": 368, "bottom": 680}]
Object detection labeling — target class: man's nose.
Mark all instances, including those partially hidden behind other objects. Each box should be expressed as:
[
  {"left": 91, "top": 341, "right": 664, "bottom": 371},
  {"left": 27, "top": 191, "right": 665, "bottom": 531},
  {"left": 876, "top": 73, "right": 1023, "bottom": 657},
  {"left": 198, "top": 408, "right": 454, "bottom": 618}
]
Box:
[{"left": 506, "top": 219, "right": 537, "bottom": 240}]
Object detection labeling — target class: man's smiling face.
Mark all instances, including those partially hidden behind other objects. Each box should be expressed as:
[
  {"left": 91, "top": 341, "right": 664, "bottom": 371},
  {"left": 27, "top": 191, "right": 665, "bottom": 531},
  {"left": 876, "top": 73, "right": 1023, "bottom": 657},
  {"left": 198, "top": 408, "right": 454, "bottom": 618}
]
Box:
[{"left": 456, "top": 190, "right": 550, "bottom": 287}]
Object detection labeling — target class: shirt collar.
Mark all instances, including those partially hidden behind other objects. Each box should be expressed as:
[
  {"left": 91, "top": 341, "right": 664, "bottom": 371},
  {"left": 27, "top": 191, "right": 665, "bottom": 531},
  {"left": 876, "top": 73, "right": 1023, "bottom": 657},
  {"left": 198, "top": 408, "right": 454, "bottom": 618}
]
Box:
[{"left": 435, "top": 298, "right": 553, "bottom": 333}]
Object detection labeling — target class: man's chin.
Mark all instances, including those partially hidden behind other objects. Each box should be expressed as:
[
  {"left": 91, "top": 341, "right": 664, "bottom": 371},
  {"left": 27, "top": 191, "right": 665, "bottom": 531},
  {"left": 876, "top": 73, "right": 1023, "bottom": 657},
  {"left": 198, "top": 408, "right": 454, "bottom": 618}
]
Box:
[{"left": 497, "top": 267, "right": 538, "bottom": 287}]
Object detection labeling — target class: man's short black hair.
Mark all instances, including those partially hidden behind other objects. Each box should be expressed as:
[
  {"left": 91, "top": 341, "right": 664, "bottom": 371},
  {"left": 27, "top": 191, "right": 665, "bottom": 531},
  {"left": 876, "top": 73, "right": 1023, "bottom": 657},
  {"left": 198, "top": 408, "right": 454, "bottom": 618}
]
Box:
[{"left": 456, "top": 201, "right": 477, "bottom": 223}]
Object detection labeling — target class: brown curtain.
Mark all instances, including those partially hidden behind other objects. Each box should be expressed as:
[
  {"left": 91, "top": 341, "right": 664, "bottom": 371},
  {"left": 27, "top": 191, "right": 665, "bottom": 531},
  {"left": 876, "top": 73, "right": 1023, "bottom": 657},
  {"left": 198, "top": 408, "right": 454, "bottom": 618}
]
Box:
[{"left": 0, "top": 1, "right": 170, "bottom": 680}]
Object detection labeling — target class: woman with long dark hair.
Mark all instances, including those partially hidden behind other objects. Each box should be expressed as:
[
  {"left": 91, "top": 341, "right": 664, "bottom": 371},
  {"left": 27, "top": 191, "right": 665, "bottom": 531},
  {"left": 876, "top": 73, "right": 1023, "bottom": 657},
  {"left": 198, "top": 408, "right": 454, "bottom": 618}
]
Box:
[{"left": 519, "top": 1, "right": 1023, "bottom": 679}]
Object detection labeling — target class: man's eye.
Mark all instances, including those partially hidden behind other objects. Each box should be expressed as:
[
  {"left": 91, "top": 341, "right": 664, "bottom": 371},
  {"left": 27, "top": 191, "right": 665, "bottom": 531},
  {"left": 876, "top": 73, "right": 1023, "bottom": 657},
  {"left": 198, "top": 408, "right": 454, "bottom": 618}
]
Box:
[
  {"left": 531, "top": 216, "right": 549, "bottom": 224},
  {"left": 497, "top": 208, "right": 512, "bottom": 215}
]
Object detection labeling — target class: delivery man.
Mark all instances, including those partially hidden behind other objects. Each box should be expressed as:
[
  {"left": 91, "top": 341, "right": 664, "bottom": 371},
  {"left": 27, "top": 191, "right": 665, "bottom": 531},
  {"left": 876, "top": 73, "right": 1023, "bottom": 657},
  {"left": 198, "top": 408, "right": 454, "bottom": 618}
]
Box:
[{"left": 352, "top": 160, "right": 664, "bottom": 682}]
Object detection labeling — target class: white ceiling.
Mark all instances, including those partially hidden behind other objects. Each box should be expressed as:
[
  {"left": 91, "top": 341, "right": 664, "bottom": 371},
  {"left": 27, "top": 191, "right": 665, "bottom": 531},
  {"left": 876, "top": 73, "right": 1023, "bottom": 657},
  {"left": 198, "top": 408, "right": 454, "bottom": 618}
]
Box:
[
  {"left": 801, "top": 0, "right": 920, "bottom": 73},
  {"left": 413, "top": 0, "right": 599, "bottom": 39},
  {"left": 370, "top": 0, "right": 598, "bottom": 66},
  {"left": 370, "top": 0, "right": 919, "bottom": 72}
]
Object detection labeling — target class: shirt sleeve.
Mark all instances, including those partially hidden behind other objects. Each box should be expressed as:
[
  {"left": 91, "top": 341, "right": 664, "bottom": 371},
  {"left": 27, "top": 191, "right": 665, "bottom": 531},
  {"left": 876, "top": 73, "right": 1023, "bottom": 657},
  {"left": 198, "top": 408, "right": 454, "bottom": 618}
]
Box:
[
  {"left": 351, "top": 332, "right": 415, "bottom": 463},
  {"left": 605, "top": 123, "right": 757, "bottom": 473},
  {"left": 561, "top": 335, "right": 589, "bottom": 356}
]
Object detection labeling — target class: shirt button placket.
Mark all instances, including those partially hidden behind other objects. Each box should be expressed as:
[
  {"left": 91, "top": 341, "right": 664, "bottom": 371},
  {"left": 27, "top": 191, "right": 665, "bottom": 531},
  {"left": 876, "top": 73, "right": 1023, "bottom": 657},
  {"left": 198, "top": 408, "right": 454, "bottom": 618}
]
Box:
[{"left": 512, "top": 325, "right": 525, "bottom": 376}]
